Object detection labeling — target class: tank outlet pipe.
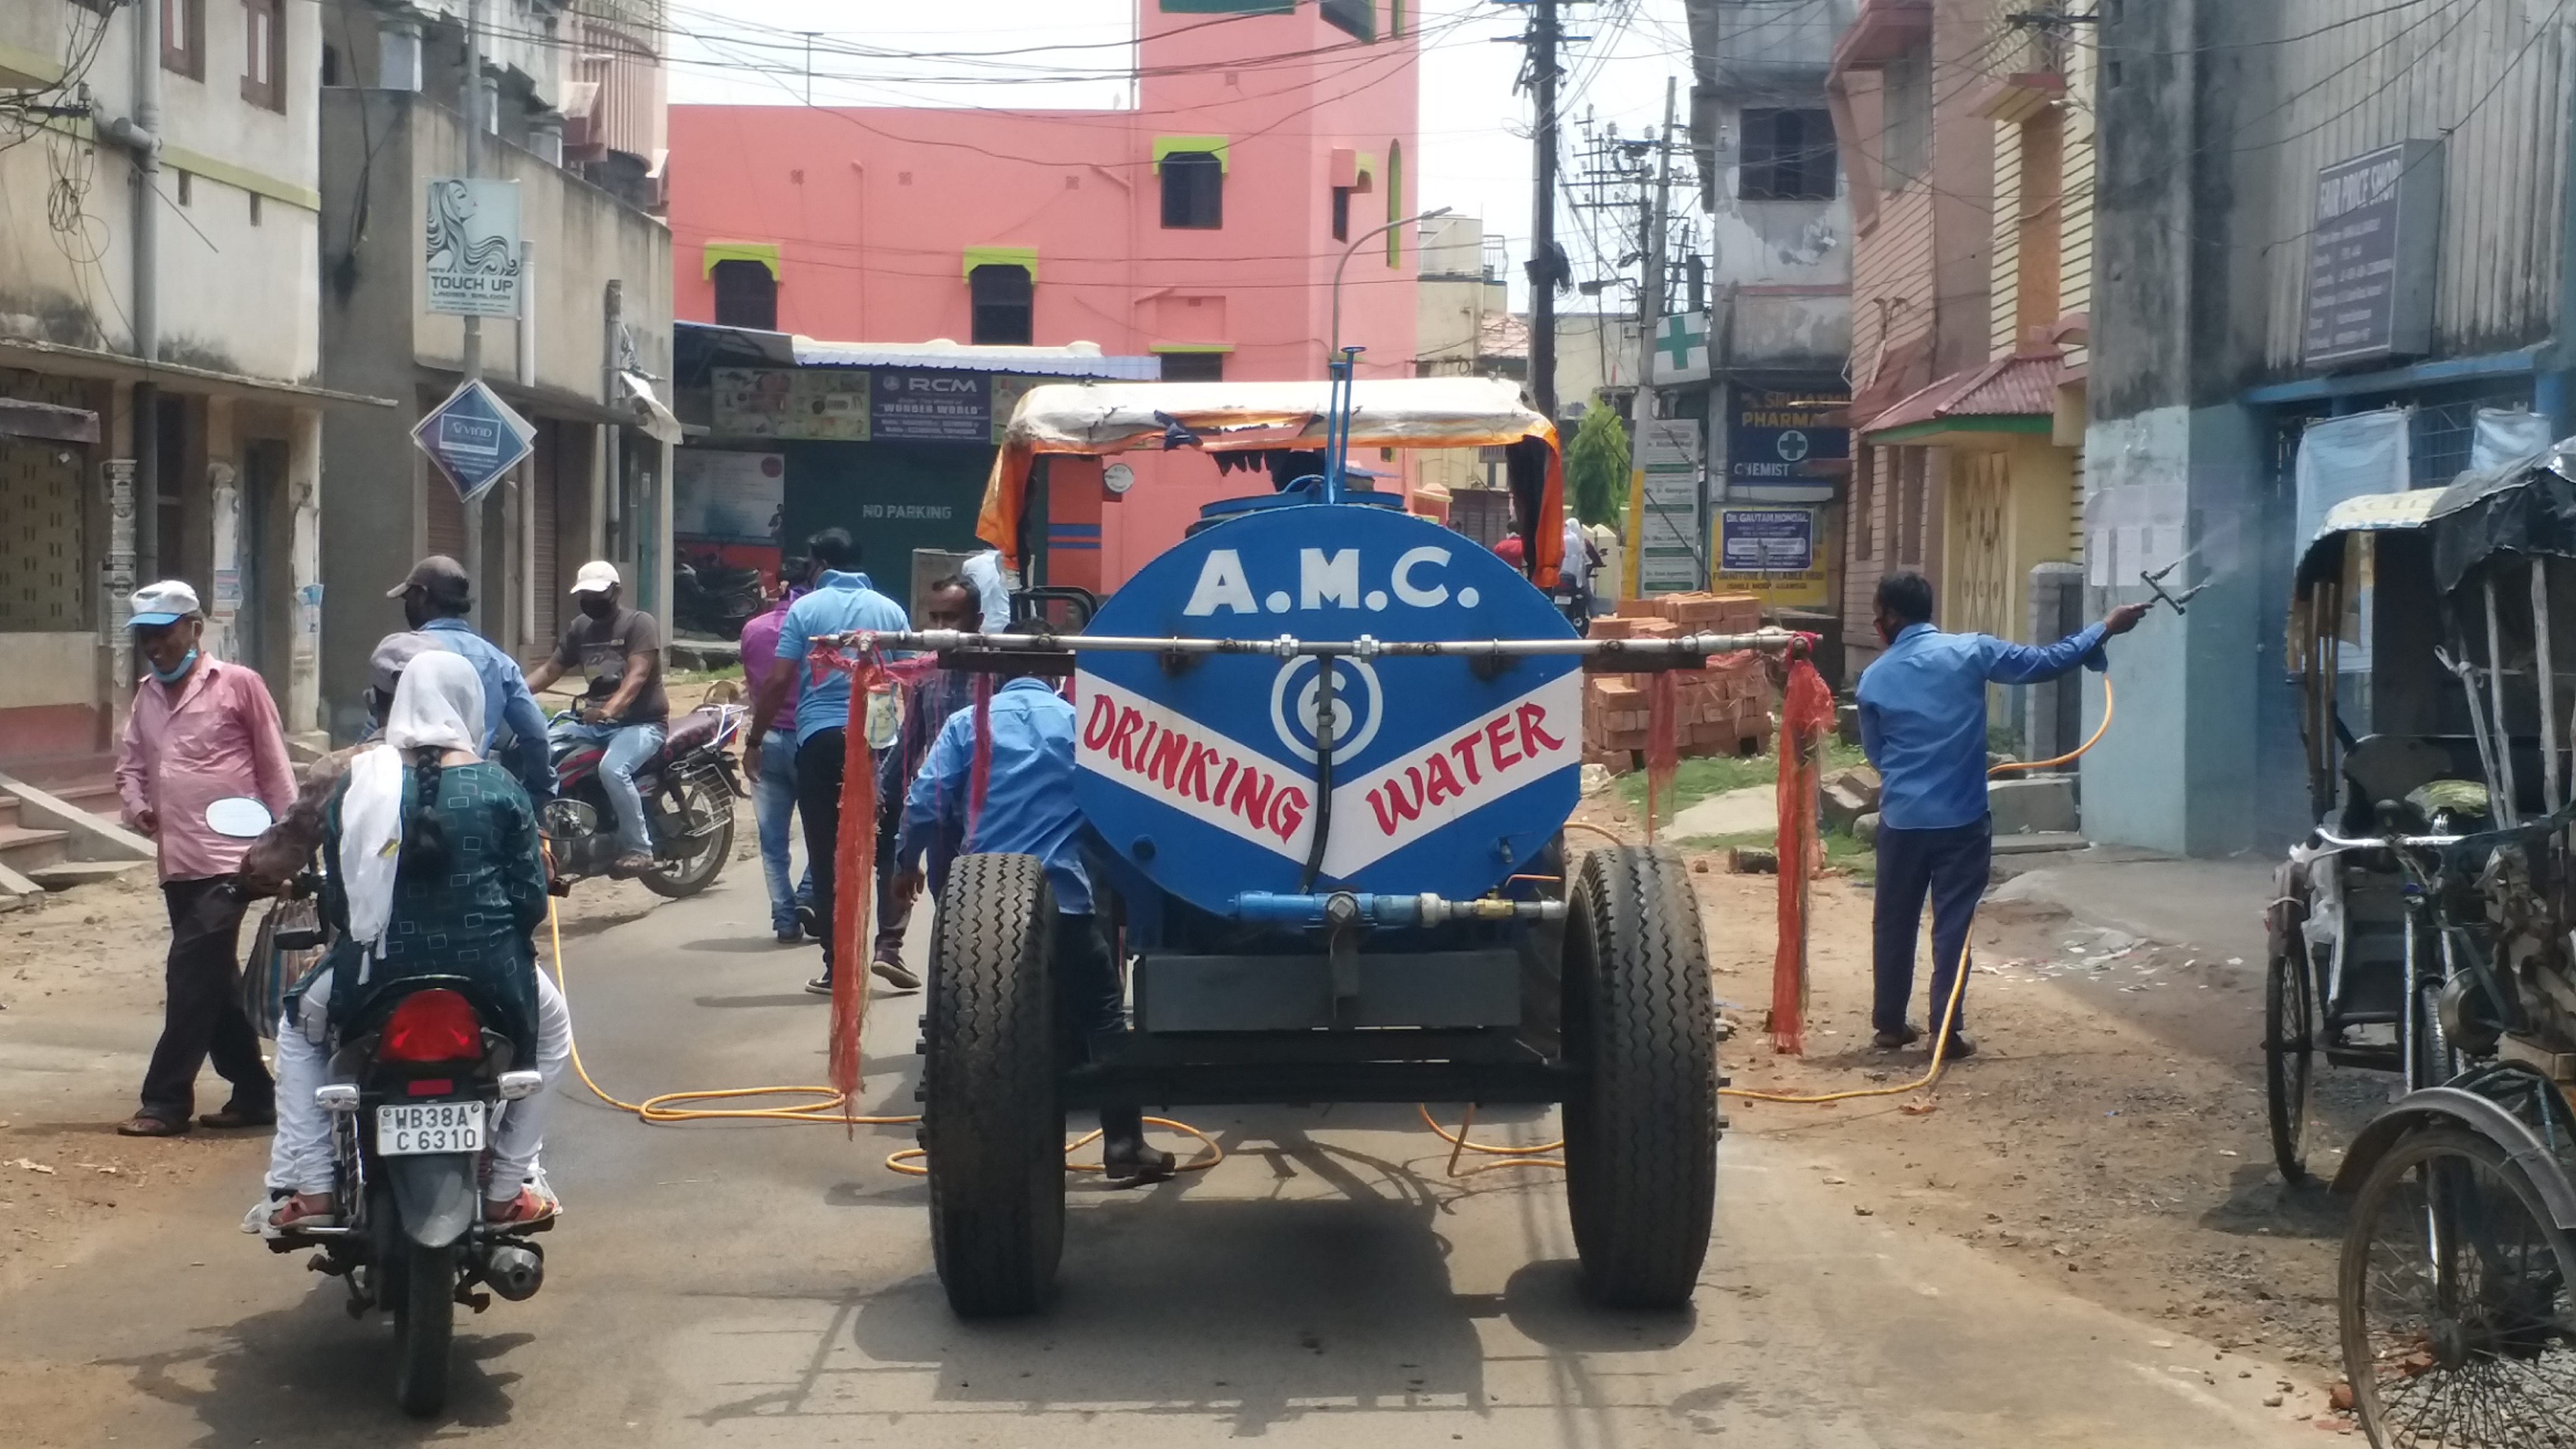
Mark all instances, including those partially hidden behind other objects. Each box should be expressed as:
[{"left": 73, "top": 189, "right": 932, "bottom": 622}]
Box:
[
  {"left": 1230, "top": 891, "right": 1566, "bottom": 926},
  {"left": 818, "top": 627, "right": 1808, "bottom": 662}
]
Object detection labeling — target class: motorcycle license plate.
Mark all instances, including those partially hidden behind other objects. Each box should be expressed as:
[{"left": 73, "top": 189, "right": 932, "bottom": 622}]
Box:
[{"left": 376, "top": 1101, "right": 486, "bottom": 1156}]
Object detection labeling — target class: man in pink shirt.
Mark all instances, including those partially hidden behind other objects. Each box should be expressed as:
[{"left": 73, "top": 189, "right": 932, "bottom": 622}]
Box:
[
  {"left": 113, "top": 580, "right": 297, "bottom": 1138},
  {"left": 739, "top": 569, "right": 812, "bottom": 944}
]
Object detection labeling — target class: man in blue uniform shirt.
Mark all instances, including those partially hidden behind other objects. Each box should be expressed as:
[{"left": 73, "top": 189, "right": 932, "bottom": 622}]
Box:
[
  {"left": 889, "top": 654, "right": 1175, "bottom": 1187},
  {"left": 744, "top": 528, "right": 913, "bottom": 997},
  {"left": 1855, "top": 572, "right": 2146, "bottom": 1057}
]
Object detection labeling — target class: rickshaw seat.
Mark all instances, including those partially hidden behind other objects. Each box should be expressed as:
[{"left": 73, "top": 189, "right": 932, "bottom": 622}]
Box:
[{"left": 2336, "top": 733, "right": 2550, "bottom": 830}]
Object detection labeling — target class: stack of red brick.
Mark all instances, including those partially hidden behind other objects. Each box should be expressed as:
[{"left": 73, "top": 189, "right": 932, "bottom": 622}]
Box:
[{"left": 1580, "top": 593, "right": 1774, "bottom": 773}]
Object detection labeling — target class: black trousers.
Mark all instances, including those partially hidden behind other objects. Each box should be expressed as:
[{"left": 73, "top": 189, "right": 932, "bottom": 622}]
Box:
[
  {"left": 794, "top": 728, "right": 847, "bottom": 975},
  {"left": 1053, "top": 913, "right": 1142, "bottom": 1145},
  {"left": 139, "top": 877, "right": 274, "bottom": 1120},
  {"left": 1871, "top": 818, "right": 1993, "bottom": 1036}
]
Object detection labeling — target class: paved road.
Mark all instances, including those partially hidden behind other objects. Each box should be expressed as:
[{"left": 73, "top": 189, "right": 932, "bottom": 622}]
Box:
[{"left": 2, "top": 865, "right": 2318, "bottom": 1447}]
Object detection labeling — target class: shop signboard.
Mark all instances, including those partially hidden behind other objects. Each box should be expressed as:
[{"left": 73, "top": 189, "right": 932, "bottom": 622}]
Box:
[{"left": 1713, "top": 505, "right": 1831, "bottom": 608}]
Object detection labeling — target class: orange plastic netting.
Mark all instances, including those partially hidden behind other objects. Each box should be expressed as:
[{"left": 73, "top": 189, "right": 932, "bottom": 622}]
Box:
[{"left": 1769, "top": 655, "right": 1835, "bottom": 1055}]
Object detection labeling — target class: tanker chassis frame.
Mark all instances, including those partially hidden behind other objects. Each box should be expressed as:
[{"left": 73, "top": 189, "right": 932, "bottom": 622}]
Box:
[{"left": 845, "top": 625, "right": 1804, "bottom": 1319}]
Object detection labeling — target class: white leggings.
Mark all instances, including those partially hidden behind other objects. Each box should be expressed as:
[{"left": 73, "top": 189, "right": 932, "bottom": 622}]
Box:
[{"left": 267, "top": 969, "right": 574, "bottom": 1201}]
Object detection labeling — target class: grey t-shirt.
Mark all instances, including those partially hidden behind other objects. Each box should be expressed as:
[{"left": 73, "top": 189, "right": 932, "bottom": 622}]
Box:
[{"left": 553, "top": 607, "right": 667, "bottom": 723}]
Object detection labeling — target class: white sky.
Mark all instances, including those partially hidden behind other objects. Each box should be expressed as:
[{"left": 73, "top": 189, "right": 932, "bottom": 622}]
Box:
[{"left": 662, "top": 0, "right": 1699, "bottom": 310}]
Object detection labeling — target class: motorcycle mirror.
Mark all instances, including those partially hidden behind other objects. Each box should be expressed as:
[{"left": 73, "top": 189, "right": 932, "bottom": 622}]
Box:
[{"left": 205, "top": 796, "right": 276, "bottom": 839}]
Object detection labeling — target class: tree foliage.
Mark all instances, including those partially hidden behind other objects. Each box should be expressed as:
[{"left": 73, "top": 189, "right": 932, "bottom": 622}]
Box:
[{"left": 1565, "top": 397, "right": 1630, "bottom": 528}]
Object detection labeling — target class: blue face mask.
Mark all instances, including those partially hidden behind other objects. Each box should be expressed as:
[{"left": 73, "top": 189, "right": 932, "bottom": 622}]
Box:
[{"left": 149, "top": 647, "right": 198, "bottom": 685}]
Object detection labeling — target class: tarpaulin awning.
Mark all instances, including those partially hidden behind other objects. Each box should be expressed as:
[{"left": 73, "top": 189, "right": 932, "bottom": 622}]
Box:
[
  {"left": 975, "top": 376, "right": 1566, "bottom": 585},
  {"left": 2294, "top": 488, "right": 2442, "bottom": 593},
  {"left": 2427, "top": 436, "right": 2576, "bottom": 594}
]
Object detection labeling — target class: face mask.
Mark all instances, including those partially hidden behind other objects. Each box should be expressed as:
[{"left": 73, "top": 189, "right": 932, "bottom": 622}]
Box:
[
  {"left": 150, "top": 647, "right": 198, "bottom": 685},
  {"left": 580, "top": 594, "right": 617, "bottom": 621}
]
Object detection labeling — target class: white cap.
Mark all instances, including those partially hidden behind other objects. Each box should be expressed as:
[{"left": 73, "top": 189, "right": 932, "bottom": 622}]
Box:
[
  {"left": 129, "top": 579, "right": 202, "bottom": 627},
  {"left": 569, "top": 560, "right": 621, "bottom": 595}
]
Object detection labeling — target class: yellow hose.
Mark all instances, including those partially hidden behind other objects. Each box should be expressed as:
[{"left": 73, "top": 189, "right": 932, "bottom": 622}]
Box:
[{"left": 539, "top": 894, "right": 1219, "bottom": 1177}]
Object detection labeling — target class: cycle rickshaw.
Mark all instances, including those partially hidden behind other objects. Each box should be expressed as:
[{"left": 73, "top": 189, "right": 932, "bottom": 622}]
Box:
[{"left": 2273, "top": 447, "right": 2576, "bottom": 1446}]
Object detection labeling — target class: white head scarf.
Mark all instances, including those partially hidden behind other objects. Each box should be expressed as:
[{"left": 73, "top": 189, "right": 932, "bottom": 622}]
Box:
[{"left": 341, "top": 653, "right": 487, "bottom": 953}]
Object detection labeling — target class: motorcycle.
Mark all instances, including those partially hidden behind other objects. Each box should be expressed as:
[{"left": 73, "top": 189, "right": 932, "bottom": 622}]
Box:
[
  {"left": 544, "top": 700, "right": 744, "bottom": 897},
  {"left": 674, "top": 553, "right": 764, "bottom": 641},
  {"left": 207, "top": 797, "right": 553, "bottom": 1419}
]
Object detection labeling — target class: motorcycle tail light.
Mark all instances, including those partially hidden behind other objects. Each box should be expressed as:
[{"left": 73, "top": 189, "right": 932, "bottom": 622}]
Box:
[{"left": 378, "top": 989, "right": 484, "bottom": 1063}]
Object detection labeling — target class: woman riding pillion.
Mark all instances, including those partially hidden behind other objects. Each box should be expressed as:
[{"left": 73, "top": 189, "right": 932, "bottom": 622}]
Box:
[{"left": 252, "top": 651, "right": 573, "bottom": 1233}]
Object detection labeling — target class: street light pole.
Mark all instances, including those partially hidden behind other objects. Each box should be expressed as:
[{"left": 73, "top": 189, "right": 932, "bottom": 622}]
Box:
[{"left": 1329, "top": 206, "right": 1453, "bottom": 362}]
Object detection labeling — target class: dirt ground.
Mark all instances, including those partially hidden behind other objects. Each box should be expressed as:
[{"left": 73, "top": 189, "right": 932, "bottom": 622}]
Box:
[
  {"left": 4, "top": 790, "right": 2366, "bottom": 1409},
  {"left": 1563, "top": 787, "right": 2365, "bottom": 1399}
]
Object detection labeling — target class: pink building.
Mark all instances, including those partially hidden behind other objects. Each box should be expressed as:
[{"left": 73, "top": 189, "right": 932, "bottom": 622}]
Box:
[{"left": 666, "top": 0, "right": 1423, "bottom": 588}]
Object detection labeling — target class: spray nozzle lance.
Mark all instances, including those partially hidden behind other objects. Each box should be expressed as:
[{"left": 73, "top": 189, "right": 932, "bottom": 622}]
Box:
[{"left": 2139, "top": 559, "right": 2209, "bottom": 616}]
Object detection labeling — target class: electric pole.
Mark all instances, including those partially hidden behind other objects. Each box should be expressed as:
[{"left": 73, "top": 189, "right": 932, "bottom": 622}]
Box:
[
  {"left": 1631, "top": 78, "right": 1678, "bottom": 435},
  {"left": 461, "top": 0, "right": 487, "bottom": 632},
  {"left": 1500, "top": 0, "right": 1584, "bottom": 424},
  {"left": 1530, "top": 0, "right": 1561, "bottom": 424}
]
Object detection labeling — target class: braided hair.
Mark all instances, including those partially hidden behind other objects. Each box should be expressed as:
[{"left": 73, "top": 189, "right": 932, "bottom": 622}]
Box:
[{"left": 402, "top": 748, "right": 452, "bottom": 875}]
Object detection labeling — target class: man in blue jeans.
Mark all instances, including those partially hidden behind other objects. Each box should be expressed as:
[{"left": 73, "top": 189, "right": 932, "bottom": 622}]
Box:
[
  {"left": 743, "top": 529, "right": 913, "bottom": 995},
  {"left": 526, "top": 561, "right": 668, "bottom": 877},
  {"left": 740, "top": 567, "right": 813, "bottom": 944},
  {"left": 1855, "top": 572, "right": 2146, "bottom": 1058}
]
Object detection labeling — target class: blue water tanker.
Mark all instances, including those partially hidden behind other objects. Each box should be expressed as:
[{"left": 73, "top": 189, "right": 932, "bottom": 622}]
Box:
[{"left": 841, "top": 366, "right": 1801, "bottom": 1318}]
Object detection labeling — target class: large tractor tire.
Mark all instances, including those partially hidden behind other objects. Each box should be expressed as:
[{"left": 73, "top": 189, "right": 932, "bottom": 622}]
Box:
[
  {"left": 1561, "top": 845, "right": 1719, "bottom": 1309},
  {"left": 923, "top": 852, "right": 1066, "bottom": 1318}
]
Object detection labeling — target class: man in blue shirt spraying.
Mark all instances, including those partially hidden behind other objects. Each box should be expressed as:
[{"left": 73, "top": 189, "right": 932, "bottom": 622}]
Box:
[
  {"left": 1855, "top": 572, "right": 2146, "bottom": 1057},
  {"left": 888, "top": 650, "right": 1176, "bottom": 1187}
]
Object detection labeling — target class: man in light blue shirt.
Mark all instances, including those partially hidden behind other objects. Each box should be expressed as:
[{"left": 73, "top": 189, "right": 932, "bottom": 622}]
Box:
[
  {"left": 889, "top": 660, "right": 1174, "bottom": 1187},
  {"left": 1855, "top": 572, "right": 2144, "bottom": 1057},
  {"left": 387, "top": 556, "right": 555, "bottom": 802},
  {"left": 743, "top": 529, "right": 913, "bottom": 995}
]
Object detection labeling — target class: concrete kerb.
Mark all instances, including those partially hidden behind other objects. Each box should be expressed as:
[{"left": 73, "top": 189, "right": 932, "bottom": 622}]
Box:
[{"left": 0, "top": 775, "right": 157, "bottom": 867}]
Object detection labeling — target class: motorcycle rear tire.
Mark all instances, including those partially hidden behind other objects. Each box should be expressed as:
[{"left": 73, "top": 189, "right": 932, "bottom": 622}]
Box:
[
  {"left": 392, "top": 1240, "right": 456, "bottom": 1418},
  {"left": 639, "top": 779, "right": 732, "bottom": 900}
]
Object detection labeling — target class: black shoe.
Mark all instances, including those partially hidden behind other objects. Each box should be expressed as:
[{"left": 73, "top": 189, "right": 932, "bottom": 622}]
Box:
[
  {"left": 1872, "top": 1024, "right": 1924, "bottom": 1051},
  {"left": 1937, "top": 1032, "right": 1977, "bottom": 1061},
  {"left": 1102, "top": 1138, "right": 1176, "bottom": 1187},
  {"left": 199, "top": 1101, "right": 277, "bottom": 1130},
  {"left": 804, "top": 974, "right": 834, "bottom": 996},
  {"left": 869, "top": 958, "right": 923, "bottom": 992},
  {"left": 797, "top": 903, "right": 820, "bottom": 940},
  {"left": 775, "top": 927, "right": 804, "bottom": 945}
]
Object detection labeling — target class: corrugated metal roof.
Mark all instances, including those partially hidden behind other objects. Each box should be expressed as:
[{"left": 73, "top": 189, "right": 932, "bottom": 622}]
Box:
[{"left": 1861, "top": 350, "right": 2059, "bottom": 436}]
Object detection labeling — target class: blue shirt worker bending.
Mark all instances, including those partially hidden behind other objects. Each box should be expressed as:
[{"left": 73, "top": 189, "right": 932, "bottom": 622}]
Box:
[
  {"left": 743, "top": 528, "right": 913, "bottom": 998},
  {"left": 889, "top": 665, "right": 1177, "bottom": 1187},
  {"left": 1854, "top": 572, "right": 2146, "bottom": 1057}
]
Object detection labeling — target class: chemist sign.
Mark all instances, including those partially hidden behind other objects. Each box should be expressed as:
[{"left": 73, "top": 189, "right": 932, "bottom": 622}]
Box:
[
  {"left": 423, "top": 178, "right": 523, "bottom": 319},
  {"left": 413, "top": 378, "right": 534, "bottom": 505},
  {"left": 1728, "top": 386, "right": 1847, "bottom": 501},
  {"left": 2300, "top": 141, "right": 2442, "bottom": 368}
]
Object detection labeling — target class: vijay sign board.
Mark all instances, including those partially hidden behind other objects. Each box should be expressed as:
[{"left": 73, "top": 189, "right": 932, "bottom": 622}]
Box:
[
  {"left": 413, "top": 379, "right": 535, "bottom": 505},
  {"left": 424, "top": 178, "right": 523, "bottom": 319}
]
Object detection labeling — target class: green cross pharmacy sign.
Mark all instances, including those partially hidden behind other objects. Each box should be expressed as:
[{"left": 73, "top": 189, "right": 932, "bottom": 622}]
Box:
[{"left": 1651, "top": 311, "right": 1709, "bottom": 384}]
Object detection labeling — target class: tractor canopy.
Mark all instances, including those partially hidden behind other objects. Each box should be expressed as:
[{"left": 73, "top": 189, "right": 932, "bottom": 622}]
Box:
[{"left": 976, "top": 376, "right": 1568, "bottom": 586}]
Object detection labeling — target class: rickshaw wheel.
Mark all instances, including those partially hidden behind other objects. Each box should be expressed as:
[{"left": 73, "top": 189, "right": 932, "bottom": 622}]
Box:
[
  {"left": 2339, "top": 1127, "right": 2576, "bottom": 1449},
  {"left": 2264, "top": 936, "right": 2317, "bottom": 1185}
]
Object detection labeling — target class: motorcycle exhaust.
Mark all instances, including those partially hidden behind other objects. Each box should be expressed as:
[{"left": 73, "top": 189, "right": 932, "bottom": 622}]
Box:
[{"left": 481, "top": 1242, "right": 546, "bottom": 1301}]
